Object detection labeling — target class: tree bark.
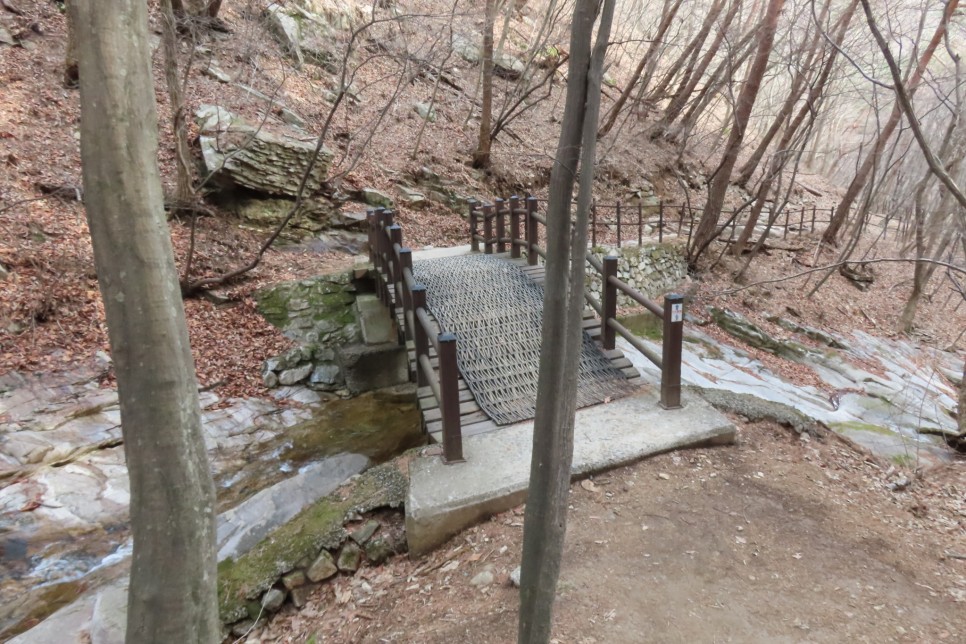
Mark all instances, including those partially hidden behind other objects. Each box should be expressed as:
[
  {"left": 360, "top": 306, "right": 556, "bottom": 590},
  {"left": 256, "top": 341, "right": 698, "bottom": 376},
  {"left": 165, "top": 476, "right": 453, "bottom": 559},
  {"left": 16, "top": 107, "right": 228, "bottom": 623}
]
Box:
[
  {"left": 598, "top": 0, "right": 683, "bottom": 137},
  {"left": 63, "top": 0, "right": 79, "bottom": 87},
  {"left": 690, "top": 0, "right": 785, "bottom": 266},
  {"left": 70, "top": 1, "right": 219, "bottom": 642},
  {"left": 822, "top": 0, "right": 959, "bottom": 245},
  {"left": 473, "top": 0, "right": 496, "bottom": 169},
  {"left": 160, "top": 0, "right": 194, "bottom": 209},
  {"left": 518, "top": 1, "right": 615, "bottom": 642}
]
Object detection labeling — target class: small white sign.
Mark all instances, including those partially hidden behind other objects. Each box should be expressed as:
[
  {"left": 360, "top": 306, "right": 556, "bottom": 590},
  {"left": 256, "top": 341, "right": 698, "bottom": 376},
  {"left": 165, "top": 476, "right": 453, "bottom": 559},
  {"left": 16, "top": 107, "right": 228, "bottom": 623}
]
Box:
[{"left": 671, "top": 303, "right": 683, "bottom": 323}]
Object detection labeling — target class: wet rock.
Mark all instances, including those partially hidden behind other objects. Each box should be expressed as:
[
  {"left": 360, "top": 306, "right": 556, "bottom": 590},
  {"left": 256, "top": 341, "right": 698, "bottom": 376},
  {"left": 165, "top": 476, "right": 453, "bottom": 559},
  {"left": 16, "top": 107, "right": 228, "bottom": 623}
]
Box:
[
  {"left": 337, "top": 542, "right": 362, "bottom": 572},
  {"left": 261, "top": 587, "right": 287, "bottom": 612},
  {"left": 307, "top": 551, "right": 338, "bottom": 582},
  {"left": 310, "top": 363, "right": 341, "bottom": 388}
]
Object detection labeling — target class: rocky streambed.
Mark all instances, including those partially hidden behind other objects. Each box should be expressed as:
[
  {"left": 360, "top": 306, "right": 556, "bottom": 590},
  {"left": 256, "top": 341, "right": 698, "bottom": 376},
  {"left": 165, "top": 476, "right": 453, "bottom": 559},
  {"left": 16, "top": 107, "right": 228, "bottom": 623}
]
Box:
[
  {"left": 0, "top": 362, "right": 421, "bottom": 640},
  {"left": 622, "top": 307, "right": 963, "bottom": 465}
]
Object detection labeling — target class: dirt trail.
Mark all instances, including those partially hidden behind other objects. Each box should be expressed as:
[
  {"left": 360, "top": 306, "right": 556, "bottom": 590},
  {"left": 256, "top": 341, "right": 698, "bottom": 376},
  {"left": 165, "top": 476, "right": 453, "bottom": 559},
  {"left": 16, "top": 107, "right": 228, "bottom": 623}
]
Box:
[{"left": 256, "top": 420, "right": 965, "bottom": 643}]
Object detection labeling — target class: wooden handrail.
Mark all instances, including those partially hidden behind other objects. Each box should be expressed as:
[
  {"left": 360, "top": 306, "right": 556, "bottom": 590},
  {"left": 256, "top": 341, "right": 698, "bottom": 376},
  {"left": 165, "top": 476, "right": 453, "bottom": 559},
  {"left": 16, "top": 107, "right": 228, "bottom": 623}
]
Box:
[
  {"left": 368, "top": 209, "right": 464, "bottom": 463},
  {"left": 469, "top": 196, "right": 686, "bottom": 410}
]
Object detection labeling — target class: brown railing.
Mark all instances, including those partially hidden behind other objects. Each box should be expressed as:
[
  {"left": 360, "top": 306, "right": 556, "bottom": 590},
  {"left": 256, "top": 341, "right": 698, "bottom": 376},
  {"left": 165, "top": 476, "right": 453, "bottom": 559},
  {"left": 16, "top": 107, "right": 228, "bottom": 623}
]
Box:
[
  {"left": 368, "top": 207, "right": 464, "bottom": 463},
  {"left": 468, "top": 197, "right": 684, "bottom": 409}
]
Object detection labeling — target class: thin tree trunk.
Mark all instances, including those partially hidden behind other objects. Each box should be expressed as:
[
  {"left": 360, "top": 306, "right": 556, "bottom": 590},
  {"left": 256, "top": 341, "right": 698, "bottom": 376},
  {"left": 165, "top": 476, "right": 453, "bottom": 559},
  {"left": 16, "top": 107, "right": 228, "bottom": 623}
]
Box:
[
  {"left": 822, "top": 0, "right": 959, "bottom": 245},
  {"left": 160, "top": 0, "right": 194, "bottom": 209},
  {"left": 70, "top": 0, "right": 218, "bottom": 643},
  {"left": 653, "top": 0, "right": 742, "bottom": 137},
  {"left": 598, "top": 0, "right": 683, "bottom": 137},
  {"left": 648, "top": 0, "right": 726, "bottom": 102},
  {"left": 518, "top": 1, "right": 615, "bottom": 642},
  {"left": 691, "top": 0, "right": 786, "bottom": 266},
  {"left": 473, "top": 0, "right": 496, "bottom": 168}
]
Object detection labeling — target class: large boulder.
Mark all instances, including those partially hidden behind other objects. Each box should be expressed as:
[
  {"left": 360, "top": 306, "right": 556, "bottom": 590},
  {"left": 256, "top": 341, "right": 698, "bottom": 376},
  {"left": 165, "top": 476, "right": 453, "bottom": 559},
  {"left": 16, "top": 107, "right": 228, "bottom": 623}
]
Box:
[{"left": 196, "top": 105, "right": 333, "bottom": 198}]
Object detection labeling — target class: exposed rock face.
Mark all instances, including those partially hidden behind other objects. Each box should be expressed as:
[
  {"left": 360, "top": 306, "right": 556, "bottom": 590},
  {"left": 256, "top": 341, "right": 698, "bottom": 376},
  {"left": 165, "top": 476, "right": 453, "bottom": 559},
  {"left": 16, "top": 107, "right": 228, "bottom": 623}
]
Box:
[
  {"left": 264, "top": 1, "right": 371, "bottom": 69},
  {"left": 196, "top": 105, "right": 332, "bottom": 198}
]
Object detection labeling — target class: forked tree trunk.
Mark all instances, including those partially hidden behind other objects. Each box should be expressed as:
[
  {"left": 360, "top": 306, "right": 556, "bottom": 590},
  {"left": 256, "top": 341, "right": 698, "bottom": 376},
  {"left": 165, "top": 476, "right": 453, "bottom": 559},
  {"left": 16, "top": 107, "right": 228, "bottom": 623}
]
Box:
[
  {"left": 518, "top": 0, "right": 615, "bottom": 641},
  {"left": 69, "top": 1, "right": 219, "bottom": 642},
  {"left": 690, "top": 0, "right": 785, "bottom": 266}
]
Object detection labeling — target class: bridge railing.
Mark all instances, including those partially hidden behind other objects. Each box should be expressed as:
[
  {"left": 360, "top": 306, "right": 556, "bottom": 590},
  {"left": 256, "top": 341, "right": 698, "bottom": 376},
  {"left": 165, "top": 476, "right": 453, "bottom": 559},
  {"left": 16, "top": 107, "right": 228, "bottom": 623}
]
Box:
[
  {"left": 368, "top": 207, "right": 464, "bottom": 463},
  {"left": 468, "top": 196, "right": 684, "bottom": 409}
]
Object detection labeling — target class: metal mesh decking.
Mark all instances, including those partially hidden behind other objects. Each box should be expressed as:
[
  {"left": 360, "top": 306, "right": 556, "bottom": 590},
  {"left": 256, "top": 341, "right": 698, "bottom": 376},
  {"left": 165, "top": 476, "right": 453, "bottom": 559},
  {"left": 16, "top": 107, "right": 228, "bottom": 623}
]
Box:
[{"left": 413, "top": 254, "right": 636, "bottom": 425}]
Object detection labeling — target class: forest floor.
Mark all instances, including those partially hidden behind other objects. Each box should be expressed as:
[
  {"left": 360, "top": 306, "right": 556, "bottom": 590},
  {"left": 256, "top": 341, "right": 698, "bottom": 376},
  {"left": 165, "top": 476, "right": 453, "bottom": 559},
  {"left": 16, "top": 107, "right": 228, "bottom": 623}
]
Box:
[{"left": 1, "top": 2, "right": 965, "bottom": 643}]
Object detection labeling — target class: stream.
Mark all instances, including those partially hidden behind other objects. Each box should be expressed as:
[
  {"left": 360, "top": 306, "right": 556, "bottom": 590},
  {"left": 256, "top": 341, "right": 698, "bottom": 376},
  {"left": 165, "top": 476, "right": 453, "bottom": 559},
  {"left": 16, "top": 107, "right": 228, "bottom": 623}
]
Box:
[{"left": 0, "top": 375, "right": 421, "bottom": 640}]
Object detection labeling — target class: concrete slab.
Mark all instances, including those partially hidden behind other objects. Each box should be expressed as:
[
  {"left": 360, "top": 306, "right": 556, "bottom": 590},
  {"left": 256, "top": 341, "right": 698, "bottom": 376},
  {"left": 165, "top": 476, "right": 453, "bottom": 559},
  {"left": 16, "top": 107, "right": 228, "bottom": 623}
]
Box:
[
  {"left": 406, "top": 387, "right": 736, "bottom": 555},
  {"left": 355, "top": 294, "right": 393, "bottom": 345}
]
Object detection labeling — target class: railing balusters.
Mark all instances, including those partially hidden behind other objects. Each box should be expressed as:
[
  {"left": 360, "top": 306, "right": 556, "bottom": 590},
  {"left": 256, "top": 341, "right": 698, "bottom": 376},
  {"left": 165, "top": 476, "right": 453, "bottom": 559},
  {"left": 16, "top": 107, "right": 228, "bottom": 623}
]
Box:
[
  {"left": 495, "top": 198, "right": 506, "bottom": 254},
  {"left": 526, "top": 196, "right": 538, "bottom": 266},
  {"left": 509, "top": 195, "right": 521, "bottom": 259},
  {"left": 468, "top": 198, "right": 479, "bottom": 252},
  {"left": 483, "top": 203, "right": 494, "bottom": 255}
]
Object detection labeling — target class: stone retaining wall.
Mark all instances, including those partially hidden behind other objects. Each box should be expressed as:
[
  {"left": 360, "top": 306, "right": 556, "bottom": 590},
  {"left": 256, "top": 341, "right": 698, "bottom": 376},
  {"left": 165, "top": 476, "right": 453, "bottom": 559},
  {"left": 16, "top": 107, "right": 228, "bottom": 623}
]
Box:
[{"left": 586, "top": 242, "right": 687, "bottom": 308}]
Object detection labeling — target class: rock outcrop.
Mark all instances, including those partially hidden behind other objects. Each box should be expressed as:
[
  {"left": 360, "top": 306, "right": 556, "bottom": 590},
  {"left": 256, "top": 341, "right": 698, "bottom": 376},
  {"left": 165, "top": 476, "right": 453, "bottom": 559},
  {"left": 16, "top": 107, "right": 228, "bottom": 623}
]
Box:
[{"left": 196, "top": 105, "right": 333, "bottom": 198}]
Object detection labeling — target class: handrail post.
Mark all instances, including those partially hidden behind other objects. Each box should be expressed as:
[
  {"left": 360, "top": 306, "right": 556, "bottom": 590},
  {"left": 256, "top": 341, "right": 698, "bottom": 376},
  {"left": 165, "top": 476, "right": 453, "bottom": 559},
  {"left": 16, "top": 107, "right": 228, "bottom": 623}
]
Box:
[
  {"left": 495, "top": 198, "right": 507, "bottom": 253},
  {"left": 799, "top": 207, "right": 805, "bottom": 235},
  {"left": 388, "top": 224, "right": 402, "bottom": 317},
  {"left": 399, "top": 248, "right": 413, "bottom": 341},
  {"left": 616, "top": 200, "right": 622, "bottom": 248},
  {"left": 468, "top": 198, "right": 479, "bottom": 252},
  {"left": 366, "top": 208, "right": 377, "bottom": 263},
  {"left": 412, "top": 286, "right": 429, "bottom": 388},
  {"left": 637, "top": 200, "right": 643, "bottom": 246},
  {"left": 509, "top": 195, "right": 521, "bottom": 259},
  {"left": 811, "top": 205, "right": 816, "bottom": 233},
  {"left": 658, "top": 200, "right": 664, "bottom": 243},
  {"left": 602, "top": 256, "right": 618, "bottom": 350},
  {"left": 661, "top": 293, "right": 684, "bottom": 409},
  {"left": 372, "top": 207, "right": 387, "bottom": 306},
  {"left": 526, "top": 196, "right": 538, "bottom": 266},
  {"left": 591, "top": 198, "right": 597, "bottom": 247},
  {"left": 483, "top": 203, "right": 494, "bottom": 254},
  {"left": 438, "top": 332, "right": 464, "bottom": 463}
]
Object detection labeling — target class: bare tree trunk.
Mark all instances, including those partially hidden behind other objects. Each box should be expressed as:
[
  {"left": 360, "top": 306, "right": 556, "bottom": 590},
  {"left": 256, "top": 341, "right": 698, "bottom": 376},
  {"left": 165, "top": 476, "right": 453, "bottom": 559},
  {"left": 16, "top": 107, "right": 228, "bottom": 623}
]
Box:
[
  {"left": 598, "top": 0, "right": 683, "bottom": 137},
  {"left": 473, "top": 0, "right": 496, "bottom": 169},
  {"left": 160, "top": 0, "right": 194, "bottom": 209},
  {"left": 652, "top": 0, "right": 742, "bottom": 137},
  {"left": 734, "top": 0, "right": 841, "bottom": 187},
  {"left": 64, "top": 0, "right": 79, "bottom": 87},
  {"left": 518, "top": 1, "right": 615, "bottom": 642},
  {"left": 690, "top": 0, "right": 785, "bottom": 266},
  {"left": 822, "top": 0, "right": 959, "bottom": 245},
  {"left": 70, "top": 1, "right": 219, "bottom": 642},
  {"left": 649, "top": 0, "right": 726, "bottom": 103}
]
